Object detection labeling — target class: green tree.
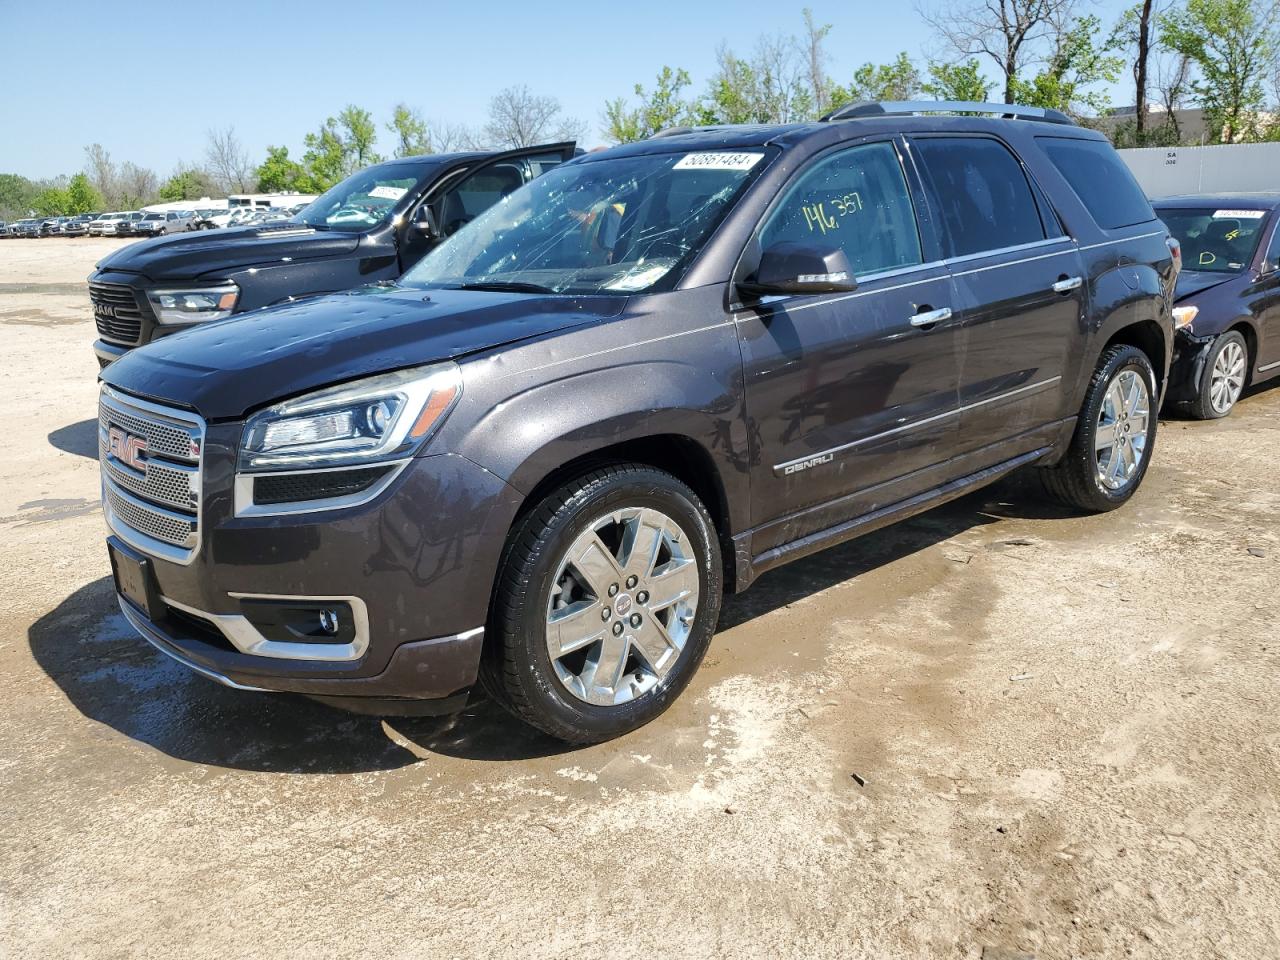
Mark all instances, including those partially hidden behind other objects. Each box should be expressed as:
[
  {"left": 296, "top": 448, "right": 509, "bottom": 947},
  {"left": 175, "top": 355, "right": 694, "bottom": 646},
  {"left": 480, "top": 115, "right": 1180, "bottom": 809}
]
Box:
[
  {"left": 337, "top": 105, "right": 382, "bottom": 168},
  {"left": 302, "top": 121, "right": 348, "bottom": 191},
  {"left": 1009, "top": 16, "right": 1125, "bottom": 118},
  {"left": 829, "top": 53, "right": 922, "bottom": 110},
  {"left": 65, "top": 173, "right": 104, "bottom": 214},
  {"left": 387, "top": 103, "right": 431, "bottom": 157},
  {"left": 604, "top": 66, "right": 695, "bottom": 142},
  {"left": 256, "top": 146, "right": 310, "bottom": 193},
  {"left": 33, "top": 187, "right": 70, "bottom": 216},
  {"left": 0, "top": 173, "right": 42, "bottom": 219},
  {"left": 921, "top": 59, "right": 993, "bottom": 101},
  {"left": 159, "top": 167, "right": 216, "bottom": 201},
  {"left": 697, "top": 40, "right": 813, "bottom": 125},
  {"left": 1160, "top": 0, "right": 1279, "bottom": 142}
]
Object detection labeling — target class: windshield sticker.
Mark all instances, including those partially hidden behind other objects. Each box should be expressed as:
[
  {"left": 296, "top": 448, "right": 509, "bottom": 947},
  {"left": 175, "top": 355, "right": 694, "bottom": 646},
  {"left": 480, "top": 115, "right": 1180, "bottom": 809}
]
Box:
[
  {"left": 673, "top": 152, "right": 763, "bottom": 172},
  {"left": 369, "top": 185, "right": 408, "bottom": 201},
  {"left": 1212, "top": 209, "right": 1266, "bottom": 219}
]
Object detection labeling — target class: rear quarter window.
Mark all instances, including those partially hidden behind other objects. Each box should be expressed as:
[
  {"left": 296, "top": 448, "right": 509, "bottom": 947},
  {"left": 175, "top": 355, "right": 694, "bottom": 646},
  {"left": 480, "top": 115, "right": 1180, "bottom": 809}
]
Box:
[{"left": 1037, "top": 136, "right": 1155, "bottom": 230}]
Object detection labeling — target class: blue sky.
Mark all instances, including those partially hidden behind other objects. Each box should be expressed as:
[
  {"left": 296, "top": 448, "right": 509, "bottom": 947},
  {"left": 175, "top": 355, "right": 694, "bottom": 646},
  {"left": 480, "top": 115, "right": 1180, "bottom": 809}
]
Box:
[{"left": 0, "top": 0, "right": 1138, "bottom": 180}]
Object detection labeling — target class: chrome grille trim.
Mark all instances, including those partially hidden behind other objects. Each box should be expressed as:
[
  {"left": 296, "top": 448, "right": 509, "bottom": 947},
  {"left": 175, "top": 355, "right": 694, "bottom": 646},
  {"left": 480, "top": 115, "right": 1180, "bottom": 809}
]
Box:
[{"left": 99, "top": 386, "right": 204, "bottom": 565}]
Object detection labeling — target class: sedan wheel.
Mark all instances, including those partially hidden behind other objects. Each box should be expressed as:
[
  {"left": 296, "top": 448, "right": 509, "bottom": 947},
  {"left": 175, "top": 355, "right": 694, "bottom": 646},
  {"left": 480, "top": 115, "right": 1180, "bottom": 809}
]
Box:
[{"left": 1208, "top": 336, "right": 1246, "bottom": 416}]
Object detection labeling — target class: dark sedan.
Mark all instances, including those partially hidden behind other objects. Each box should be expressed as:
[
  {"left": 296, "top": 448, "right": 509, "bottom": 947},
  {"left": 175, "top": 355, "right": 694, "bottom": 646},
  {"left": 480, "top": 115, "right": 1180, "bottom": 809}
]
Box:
[{"left": 1156, "top": 195, "right": 1280, "bottom": 418}]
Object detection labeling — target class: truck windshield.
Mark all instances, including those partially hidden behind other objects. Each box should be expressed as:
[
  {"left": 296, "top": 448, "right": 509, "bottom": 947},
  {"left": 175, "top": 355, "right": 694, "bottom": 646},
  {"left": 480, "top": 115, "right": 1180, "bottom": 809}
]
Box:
[
  {"left": 402, "top": 149, "right": 771, "bottom": 295},
  {"left": 1161, "top": 207, "right": 1268, "bottom": 273},
  {"left": 295, "top": 163, "right": 424, "bottom": 231}
]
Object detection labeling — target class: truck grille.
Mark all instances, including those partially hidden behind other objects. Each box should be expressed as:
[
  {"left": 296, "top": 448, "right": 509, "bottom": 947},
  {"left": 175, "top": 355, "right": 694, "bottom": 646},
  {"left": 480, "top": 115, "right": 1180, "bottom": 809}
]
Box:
[
  {"left": 90, "top": 281, "right": 144, "bottom": 345},
  {"left": 99, "top": 386, "right": 204, "bottom": 563}
]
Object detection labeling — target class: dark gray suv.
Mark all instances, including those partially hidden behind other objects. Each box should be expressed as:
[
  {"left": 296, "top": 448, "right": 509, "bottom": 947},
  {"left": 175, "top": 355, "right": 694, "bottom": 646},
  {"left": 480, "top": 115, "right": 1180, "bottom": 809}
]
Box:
[{"left": 98, "top": 102, "right": 1177, "bottom": 743}]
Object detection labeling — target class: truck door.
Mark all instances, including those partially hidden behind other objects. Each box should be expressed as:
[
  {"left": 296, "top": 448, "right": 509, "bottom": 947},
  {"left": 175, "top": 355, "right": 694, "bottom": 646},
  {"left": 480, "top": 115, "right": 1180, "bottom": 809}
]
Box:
[{"left": 399, "top": 142, "right": 577, "bottom": 273}]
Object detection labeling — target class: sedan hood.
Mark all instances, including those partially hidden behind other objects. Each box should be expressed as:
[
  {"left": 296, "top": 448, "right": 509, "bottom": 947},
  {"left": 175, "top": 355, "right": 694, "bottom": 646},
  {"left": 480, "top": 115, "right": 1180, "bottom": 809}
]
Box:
[
  {"left": 100, "top": 285, "right": 627, "bottom": 420},
  {"left": 1174, "top": 270, "right": 1238, "bottom": 301},
  {"left": 94, "top": 223, "right": 361, "bottom": 283}
]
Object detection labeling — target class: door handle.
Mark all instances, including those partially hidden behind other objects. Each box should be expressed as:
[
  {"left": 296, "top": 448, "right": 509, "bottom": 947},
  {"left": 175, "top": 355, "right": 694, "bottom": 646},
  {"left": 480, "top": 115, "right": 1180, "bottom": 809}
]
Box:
[
  {"left": 1052, "top": 275, "right": 1083, "bottom": 293},
  {"left": 909, "top": 306, "right": 952, "bottom": 328}
]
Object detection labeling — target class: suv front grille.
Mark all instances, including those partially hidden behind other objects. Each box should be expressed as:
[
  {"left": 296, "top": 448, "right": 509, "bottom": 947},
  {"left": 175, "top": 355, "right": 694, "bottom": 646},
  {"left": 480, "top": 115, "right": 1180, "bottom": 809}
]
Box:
[
  {"left": 99, "top": 387, "right": 204, "bottom": 563},
  {"left": 90, "top": 281, "right": 144, "bottom": 345}
]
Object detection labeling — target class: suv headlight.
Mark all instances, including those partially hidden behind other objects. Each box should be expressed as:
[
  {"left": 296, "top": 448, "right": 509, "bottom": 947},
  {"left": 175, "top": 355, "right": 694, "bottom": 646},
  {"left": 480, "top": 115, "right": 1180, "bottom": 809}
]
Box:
[
  {"left": 238, "top": 362, "right": 462, "bottom": 473},
  {"left": 146, "top": 285, "right": 239, "bottom": 325}
]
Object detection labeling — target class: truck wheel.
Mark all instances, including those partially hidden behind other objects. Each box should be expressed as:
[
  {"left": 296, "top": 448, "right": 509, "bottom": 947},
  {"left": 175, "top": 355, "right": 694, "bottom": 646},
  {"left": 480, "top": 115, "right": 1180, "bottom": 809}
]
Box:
[
  {"left": 1035, "top": 344, "right": 1159, "bottom": 513},
  {"left": 1189, "top": 330, "right": 1248, "bottom": 420},
  {"left": 483, "top": 464, "right": 723, "bottom": 744}
]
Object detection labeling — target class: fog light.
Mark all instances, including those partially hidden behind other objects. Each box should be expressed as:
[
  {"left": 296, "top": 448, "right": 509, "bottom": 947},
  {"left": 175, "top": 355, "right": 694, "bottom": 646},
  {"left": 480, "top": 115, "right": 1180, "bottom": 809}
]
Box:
[{"left": 319, "top": 609, "right": 340, "bottom": 635}]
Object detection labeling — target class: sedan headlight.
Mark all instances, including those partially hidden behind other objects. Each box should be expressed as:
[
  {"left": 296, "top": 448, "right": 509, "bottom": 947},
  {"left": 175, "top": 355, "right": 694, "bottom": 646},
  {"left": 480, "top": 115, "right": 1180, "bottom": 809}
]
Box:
[
  {"left": 238, "top": 362, "right": 462, "bottom": 473},
  {"left": 1172, "top": 305, "right": 1198, "bottom": 331},
  {"left": 146, "top": 285, "right": 239, "bottom": 325}
]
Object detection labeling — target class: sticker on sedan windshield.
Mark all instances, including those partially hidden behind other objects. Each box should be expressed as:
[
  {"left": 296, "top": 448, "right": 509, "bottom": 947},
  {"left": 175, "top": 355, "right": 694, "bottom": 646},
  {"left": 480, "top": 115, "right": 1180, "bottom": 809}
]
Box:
[
  {"left": 1212, "top": 209, "right": 1266, "bottom": 219},
  {"left": 369, "top": 185, "right": 408, "bottom": 201},
  {"left": 673, "top": 152, "right": 764, "bottom": 171}
]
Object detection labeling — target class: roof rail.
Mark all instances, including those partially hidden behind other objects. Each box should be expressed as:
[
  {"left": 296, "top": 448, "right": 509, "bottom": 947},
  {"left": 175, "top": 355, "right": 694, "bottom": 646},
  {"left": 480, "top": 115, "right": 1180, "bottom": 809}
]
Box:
[{"left": 820, "top": 100, "right": 1074, "bottom": 126}]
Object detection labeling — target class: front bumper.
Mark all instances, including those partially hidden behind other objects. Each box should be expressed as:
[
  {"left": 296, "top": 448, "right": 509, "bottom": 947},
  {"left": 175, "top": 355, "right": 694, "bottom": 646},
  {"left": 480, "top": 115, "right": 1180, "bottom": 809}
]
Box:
[
  {"left": 94, "top": 338, "right": 129, "bottom": 368},
  {"left": 102, "top": 407, "right": 524, "bottom": 710}
]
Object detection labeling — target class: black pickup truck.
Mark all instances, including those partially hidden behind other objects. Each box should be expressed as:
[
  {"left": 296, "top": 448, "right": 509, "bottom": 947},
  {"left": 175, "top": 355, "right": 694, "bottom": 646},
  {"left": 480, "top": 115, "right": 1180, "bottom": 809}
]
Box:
[{"left": 88, "top": 143, "right": 575, "bottom": 366}]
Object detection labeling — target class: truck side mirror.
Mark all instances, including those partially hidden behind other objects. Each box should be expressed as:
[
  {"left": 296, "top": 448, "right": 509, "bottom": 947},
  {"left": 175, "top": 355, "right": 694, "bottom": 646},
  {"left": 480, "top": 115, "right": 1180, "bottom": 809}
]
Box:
[
  {"left": 413, "top": 206, "right": 441, "bottom": 240},
  {"left": 738, "top": 241, "right": 859, "bottom": 297}
]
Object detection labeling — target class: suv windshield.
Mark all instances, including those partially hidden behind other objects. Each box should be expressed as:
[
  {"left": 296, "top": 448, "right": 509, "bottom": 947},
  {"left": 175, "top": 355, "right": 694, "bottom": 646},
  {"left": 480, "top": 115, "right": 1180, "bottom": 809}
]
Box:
[
  {"left": 1161, "top": 207, "right": 1268, "bottom": 273},
  {"left": 403, "top": 150, "right": 771, "bottom": 295},
  {"left": 296, "top": 163, "right": 423, "bottom": 230}
]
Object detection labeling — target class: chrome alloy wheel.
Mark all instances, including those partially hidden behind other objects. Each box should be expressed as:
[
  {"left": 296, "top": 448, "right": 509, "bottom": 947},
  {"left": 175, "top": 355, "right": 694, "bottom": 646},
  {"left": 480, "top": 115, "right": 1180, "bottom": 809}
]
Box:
[
  {"left": 1095, "top": 369, "right": 1152, "bottom": 491},
  {"left": 546, "top": 507, "right": 700, "bottom": 706},
  {"left": 1209, "top": 339, "right": 1247, "bottom": 415}
]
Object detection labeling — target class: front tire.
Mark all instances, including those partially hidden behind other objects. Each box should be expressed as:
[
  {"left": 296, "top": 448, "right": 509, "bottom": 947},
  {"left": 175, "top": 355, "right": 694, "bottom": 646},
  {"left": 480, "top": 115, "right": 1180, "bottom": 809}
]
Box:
[
  {"left": 1189, "top": 330, "right": 1248, "bottom": 420},
  {"left": 483, "top": 464, "right": 723, "bottom": 744},
  {"left": 1035, "top": 344, "right": 1159, "bottom": 513}
]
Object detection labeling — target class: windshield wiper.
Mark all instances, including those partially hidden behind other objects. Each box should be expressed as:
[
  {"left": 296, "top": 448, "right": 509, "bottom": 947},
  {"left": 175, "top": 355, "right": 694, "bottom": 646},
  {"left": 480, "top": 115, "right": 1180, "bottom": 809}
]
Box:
[{"left": 447, "top": 280, "right": 556, "bottom": 295}]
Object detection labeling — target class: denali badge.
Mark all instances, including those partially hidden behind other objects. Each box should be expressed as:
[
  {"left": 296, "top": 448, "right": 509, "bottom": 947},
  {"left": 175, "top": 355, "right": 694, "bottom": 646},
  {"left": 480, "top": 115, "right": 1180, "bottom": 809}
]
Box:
[
  {"left": 780, "top": 453, "right": 835, "bottom": 476},
  {"left": 108, "top": 426, "right": 148, "bottom": 471}
]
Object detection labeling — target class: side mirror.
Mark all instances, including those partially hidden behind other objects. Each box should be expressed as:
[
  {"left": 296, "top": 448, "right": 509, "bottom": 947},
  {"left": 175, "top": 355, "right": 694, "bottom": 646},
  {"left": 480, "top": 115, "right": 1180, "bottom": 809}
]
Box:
[
  {"left": 738, "top": 241, "right": 858, "bottom": 297},
  {"left": 413, "top": 206, "right": 441, "bottom": 239}
]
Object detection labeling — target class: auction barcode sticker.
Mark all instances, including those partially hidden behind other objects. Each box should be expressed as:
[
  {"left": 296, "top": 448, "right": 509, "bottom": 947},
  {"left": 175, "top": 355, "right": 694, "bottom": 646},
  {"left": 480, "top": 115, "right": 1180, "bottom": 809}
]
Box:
[
  {"left": 1212, "top": 209, "right": 1266, "bottom": 219},
  {"left": 673, "top": 152, "right": 764, "bottom": 171}
]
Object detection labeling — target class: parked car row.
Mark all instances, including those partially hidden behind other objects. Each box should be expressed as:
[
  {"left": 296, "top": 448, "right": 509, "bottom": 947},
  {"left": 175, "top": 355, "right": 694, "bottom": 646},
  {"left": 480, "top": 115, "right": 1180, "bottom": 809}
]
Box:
[{"left": 2, "top": 210, "right": 206, "bottom": 238}]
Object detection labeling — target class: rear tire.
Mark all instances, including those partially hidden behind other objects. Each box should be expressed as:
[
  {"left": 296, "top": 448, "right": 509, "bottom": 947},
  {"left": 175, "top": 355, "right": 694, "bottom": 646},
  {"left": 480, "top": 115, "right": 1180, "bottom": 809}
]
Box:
[
  {"left": 1188, "top": 330, "right": 1248, "bottom": 420},
  {"left": 1035, "top": 344, "right": 1159, "bottom": 513},
  {"left": 482, "top": 464, "right": 723, "bottom": 744}
]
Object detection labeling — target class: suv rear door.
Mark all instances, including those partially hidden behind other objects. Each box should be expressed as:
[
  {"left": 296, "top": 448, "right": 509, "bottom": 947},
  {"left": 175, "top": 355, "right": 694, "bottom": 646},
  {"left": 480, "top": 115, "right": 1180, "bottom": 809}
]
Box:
[
  {"left": 736, "top": 137, "right": 963, "bottom": 552},
  {"left": 398, "top": 143, "right": 577, "bottom": 272},
  {"left": 907, "top": 134, "right": 1087, "bottom": 461}
]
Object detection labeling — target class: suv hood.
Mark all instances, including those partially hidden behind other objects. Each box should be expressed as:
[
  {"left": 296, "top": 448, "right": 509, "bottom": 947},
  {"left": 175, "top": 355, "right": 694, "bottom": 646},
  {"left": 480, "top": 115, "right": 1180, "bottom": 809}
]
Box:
[
  {"left": 100, "top": 285, "right": 627, "bottom": 420},
  {"left": 1174, "top": 270, "right": 1239, "bottom": 301},
  {"left": 94, "top": 223, "right": 361, "bottom": 282}
]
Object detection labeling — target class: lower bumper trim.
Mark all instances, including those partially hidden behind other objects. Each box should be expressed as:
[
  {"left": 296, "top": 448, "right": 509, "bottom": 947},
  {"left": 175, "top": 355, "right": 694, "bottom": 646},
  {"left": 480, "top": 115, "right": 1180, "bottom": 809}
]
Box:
[{"left": 120, "top": 597, "right": 269, "bottom": 691}]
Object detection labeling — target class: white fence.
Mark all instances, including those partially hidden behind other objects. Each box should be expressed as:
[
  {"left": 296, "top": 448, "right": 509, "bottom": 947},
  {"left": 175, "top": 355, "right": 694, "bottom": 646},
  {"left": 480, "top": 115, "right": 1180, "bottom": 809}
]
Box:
[{"left": 1118, "top": 143, "right": 1280, "bottom": 198}]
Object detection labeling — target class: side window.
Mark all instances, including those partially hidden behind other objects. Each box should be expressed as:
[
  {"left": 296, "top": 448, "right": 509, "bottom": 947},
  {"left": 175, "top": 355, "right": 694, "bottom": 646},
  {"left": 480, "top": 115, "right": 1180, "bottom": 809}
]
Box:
[
  {"left": 1037, "top": 136, "right": 1155, "bottom": 231},
  {"left": 912, "top": 137, "right": 1046, "bottom": 258},
  {"left": 759, "top": 141, "right": 922, "bottom": 276},
  {"left": 433, "top": 150, "right": 567, "bottom": 237},
  {"left": 1267, "top": 220, "right": 1280, "bottom": 269}
]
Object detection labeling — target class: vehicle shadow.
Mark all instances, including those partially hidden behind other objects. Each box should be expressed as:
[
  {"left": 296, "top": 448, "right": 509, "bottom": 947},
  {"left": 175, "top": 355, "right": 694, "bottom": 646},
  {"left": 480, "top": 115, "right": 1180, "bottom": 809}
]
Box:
[
  {"left": 29, "top": 474, "right": 1058, "bottom": 774},
  {"left": 48, "top": 418, "right": 99, "bottom": 459}
]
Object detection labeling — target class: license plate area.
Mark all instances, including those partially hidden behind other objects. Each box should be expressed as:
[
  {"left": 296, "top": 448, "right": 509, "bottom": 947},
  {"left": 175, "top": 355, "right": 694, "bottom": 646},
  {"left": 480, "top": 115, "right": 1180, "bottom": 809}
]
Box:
[{"left": 108, "top": 537, "right": 161, "bottom": 621}]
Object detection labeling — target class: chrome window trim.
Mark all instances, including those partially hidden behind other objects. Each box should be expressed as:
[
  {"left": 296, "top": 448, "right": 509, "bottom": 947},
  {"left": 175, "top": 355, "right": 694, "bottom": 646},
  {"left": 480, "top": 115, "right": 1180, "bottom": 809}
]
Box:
[
  {"left": 232, "top": 459, "right": 412, "bottom": 518},
  {"left": 163, "top": 592, "right": 372, "bottom": 662},
  {"left": 772, "top": 376, "right": 1062, "bottom": 475}
]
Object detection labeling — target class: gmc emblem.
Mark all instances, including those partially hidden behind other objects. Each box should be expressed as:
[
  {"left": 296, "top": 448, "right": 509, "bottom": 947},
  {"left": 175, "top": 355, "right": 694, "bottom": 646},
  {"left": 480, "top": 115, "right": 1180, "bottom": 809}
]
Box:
[{"left": 108, "top": 426, "right": 148, "bottom": 471}]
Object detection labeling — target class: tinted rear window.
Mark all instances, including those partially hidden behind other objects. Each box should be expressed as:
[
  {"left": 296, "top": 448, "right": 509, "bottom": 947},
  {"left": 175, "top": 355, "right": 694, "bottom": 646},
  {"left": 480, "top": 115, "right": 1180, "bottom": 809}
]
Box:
[{"left": 1037, "top": 136, "right": 1155, "bottom": 230}]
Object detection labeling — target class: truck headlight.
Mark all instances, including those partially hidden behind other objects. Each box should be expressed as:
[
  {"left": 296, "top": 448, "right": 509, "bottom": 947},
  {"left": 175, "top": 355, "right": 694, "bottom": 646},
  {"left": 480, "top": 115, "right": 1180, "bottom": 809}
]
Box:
[
  {"left": 146, "top": 285, "right": 239, "bottom": 325},
  {"left": 238, "top": 362, "right": 462, "bottom": 472}
]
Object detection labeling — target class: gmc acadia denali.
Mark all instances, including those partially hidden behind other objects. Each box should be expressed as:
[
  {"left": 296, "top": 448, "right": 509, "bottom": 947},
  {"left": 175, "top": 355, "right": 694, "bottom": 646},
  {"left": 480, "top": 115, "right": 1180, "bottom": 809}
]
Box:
[{"left": 98, "top": 102, "right": 1177, "bottom": 743}]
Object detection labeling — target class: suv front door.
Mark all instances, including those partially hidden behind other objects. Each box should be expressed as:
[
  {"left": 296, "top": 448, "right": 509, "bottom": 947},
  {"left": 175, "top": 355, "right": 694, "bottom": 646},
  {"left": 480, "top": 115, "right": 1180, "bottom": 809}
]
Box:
[
  {"left": 399, "top": 143, "right": 577, "bottom": 272},
  {"left": 736, "top": 138, "right": 962, "bottom": 554},
  {"left": 909, "top": 134, "right": 1087, "bottom": 461}
]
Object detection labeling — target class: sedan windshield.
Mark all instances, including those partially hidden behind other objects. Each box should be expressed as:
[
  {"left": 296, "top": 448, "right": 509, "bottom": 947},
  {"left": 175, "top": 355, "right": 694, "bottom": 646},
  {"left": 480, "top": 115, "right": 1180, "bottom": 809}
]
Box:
[
  {"left": 403, "top": 149, "right": 771, "bottom": 295},
  {"left": 1161, "top": 207, "right": 1269, "bottom": 273},
  {"left": 295, "top": 163, "right": 424, "bottom": 230}
]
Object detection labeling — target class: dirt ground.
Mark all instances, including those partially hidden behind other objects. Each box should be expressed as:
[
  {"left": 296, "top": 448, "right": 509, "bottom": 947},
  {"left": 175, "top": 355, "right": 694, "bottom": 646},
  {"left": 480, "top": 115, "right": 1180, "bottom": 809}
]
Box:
[{"left": 1, "top": 238, "right": 1278, "bottom": 960}]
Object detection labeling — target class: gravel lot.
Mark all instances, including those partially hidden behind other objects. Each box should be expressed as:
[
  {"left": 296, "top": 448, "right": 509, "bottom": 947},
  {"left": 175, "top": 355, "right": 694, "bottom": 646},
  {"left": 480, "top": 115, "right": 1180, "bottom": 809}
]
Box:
[{"left": 2, "top": 238, "right": 1278, "bottom": 959}]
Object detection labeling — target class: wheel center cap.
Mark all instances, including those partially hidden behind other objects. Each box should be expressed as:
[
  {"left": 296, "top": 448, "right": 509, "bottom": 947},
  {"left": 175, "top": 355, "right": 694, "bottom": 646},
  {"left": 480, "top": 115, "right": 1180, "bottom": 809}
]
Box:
[{"left": 614, "top": 593, "right": 633, "bottom": 617}]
